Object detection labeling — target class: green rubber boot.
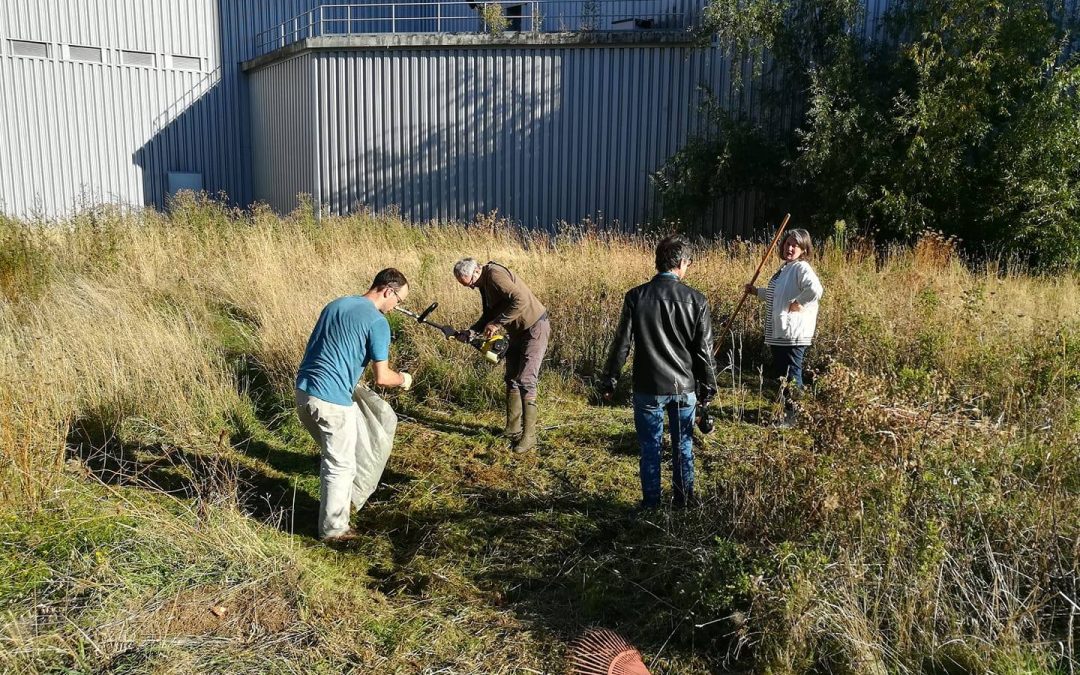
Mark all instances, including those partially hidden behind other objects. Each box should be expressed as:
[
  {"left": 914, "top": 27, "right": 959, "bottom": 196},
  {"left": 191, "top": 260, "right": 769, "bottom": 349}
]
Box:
[
  {"left": 504, "top": 389, "right": 523, "bottom": 440},
  {"left": 513, "top": 398, "right": 538, "bottom": 452}
]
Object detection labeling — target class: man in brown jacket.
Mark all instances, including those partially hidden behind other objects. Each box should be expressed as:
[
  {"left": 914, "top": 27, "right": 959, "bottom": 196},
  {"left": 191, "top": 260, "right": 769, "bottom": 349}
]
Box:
[{"left": 454, "top": 258, "right": 550, "bottom": 452}]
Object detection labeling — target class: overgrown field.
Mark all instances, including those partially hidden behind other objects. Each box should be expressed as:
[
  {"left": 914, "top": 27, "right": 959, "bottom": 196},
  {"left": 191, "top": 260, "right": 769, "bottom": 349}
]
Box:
[{"left": 1, "top": 196, "right": 1078, "bottom": 673}]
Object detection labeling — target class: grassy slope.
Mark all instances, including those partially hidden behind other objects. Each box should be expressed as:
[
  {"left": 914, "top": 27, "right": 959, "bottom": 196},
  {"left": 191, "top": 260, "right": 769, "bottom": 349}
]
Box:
[
  {"left": 3, "top": 377, "right": 780, "bottom": 673},
  {"left": 1, "top": 201, "right": 1078, "bottom": 673}
]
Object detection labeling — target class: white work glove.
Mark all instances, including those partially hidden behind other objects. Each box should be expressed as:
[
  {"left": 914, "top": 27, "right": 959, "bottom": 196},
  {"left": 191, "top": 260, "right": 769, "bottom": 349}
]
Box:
[{"left": 400, "top": 372, "right": 413, "bottom": 391}]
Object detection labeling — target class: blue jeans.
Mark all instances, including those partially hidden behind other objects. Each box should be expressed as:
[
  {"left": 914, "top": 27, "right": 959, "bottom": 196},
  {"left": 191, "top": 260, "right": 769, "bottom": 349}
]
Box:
[
  {"left": 632, "top": 391, "right": 696, "bottom": 507},
  {"left": 770, "top": 345, "right": 807, "bottom": 389}
]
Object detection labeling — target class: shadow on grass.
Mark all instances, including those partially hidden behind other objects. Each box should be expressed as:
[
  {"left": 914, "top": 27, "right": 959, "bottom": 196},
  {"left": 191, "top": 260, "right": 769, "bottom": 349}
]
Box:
[
  {"left": 711, "top": 404, "right": 769, "bottom": 426},
  {"left": 397, "top": 406, "right": 503, "bottom": 438},
  {"left": 66, "top": 407, "right": 323, "bottom": 539},
  {"left": 342, "top": 475, "right": 742, "bottom": 666}
]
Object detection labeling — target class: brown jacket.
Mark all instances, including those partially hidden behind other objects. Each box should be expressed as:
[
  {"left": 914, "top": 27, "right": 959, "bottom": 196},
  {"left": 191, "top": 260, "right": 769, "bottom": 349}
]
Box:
[{"left": 470, "top": 262, "right": 547, "bottom": 334}]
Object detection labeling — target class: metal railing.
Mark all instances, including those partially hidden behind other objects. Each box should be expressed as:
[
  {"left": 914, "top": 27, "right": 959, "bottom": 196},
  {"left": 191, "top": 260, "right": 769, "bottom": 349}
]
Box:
[{"left": 253, "top": 1, "right": 695, "bottom": 56}]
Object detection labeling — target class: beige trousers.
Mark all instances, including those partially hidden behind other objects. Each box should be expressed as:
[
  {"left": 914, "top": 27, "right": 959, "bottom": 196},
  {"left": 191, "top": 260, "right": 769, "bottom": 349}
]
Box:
[{"left": 295, "top": 385, "right": 398, "bottom": 539}]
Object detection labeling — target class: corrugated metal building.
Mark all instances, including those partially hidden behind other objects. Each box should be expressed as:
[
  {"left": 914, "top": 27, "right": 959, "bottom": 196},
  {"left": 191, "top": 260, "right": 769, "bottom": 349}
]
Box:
[
  {"left": 0, "top": 0, "right": 326, "bottom": 218},
  {"left": 6, "top": 0, "right": 1073, "bottom": 233},
  {"left": 0, "top": 0, "right": 771, "bottom": 232}
]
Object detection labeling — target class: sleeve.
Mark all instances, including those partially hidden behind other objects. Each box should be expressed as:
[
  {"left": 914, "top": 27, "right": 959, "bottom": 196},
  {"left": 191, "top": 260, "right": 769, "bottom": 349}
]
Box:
[
  {"left": 792, "top": 262, "right": 824, "bottom": 305},
  {"left": 469, "top": 303, "right": 497, "bottom": 334},
  {"left": 369, "top": 318, "right": 391, "bottom": 362},
  {"left": 469, "top": 280, "right": 501, "bottom": 333},
  {"left": 691, "top": 300, "right": 718, "bottom": 393},
  {"left": 602, "top": 293, "right": 634, "bottom": 382}
]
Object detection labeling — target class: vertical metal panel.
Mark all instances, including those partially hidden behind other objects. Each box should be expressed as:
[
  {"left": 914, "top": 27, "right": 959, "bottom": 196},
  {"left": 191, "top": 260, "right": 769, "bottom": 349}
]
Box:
[
  {"left": 0, "top": 0, "right": 218, "bottom": 217},
  {"left": 6, "top": 0, "right": 1073, "bottom": 228},
  {"left": 0, "top": 0, "right": 327, "bottom": 218},
  {"left": 249, "top": 53, "right": 315, "bottom": 213},
  {"left": 273, "top": 44, "right": 776, "bottom": 233}
]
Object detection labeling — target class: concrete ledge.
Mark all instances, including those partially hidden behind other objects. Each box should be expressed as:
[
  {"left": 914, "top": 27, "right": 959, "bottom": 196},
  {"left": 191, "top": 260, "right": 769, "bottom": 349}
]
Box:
[{"left": 243, "top": 30, "right": 696, "bottom": 71}]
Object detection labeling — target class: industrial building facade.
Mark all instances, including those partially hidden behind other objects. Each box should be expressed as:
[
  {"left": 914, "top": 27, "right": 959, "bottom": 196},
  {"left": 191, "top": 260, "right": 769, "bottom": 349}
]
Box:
[{"left": 1, "top": 0, "right": 893, "bottom": 234}]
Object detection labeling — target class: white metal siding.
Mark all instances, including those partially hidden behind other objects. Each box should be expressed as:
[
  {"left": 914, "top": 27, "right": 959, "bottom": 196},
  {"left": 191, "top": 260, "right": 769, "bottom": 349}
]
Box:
[
  {"left": 4, "top": 0, "right": 1076, "bottom": 227},
  {"left": 0, "top": 0, "right": 223, "bottom": 217},
  {"left": 250, "top": 54, "right": 317, "bottom": 213},
  {"left": 277, "top": 46, "right": 770, "bottom": 235},
  {"left": 0, "top": 0, "right": 324, "bottom": 218}
]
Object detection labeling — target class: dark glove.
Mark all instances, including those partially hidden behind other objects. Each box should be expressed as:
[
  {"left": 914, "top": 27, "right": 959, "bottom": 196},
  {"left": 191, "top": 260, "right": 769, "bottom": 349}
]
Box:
[
  {"left": 696, "top": 385, "right": 716, "bottom": 434},
  {"left": 596, "top": 376, "right": 617, "bottom": 401},
  {"left": 696, "top": 406, "right": 715, "bottom": 434},
  {"left": 452, "top": 329, "right": 473, "bottom": 343}
]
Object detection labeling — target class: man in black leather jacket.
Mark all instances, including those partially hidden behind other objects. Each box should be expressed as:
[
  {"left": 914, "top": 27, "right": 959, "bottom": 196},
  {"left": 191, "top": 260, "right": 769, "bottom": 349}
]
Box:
[{"left": 601, "top": 235, "right": 718, "bottom": 508}]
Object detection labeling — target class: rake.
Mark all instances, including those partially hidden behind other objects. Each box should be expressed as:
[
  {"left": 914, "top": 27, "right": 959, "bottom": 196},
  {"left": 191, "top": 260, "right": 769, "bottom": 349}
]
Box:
[{"left": 566, "top": 628, "right": 651, "bottom": 675}]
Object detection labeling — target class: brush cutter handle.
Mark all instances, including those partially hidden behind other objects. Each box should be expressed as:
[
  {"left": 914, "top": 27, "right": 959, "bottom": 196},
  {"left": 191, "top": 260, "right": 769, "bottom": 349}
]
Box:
[{"left": 417, "top": 302, "right": 439, "bottom": 322}]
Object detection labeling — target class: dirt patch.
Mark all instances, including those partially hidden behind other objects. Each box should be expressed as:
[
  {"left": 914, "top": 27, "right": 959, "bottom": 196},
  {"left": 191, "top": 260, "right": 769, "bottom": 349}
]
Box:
[{"left": 143, "top": 584, "right": 298, "bottom": 639}]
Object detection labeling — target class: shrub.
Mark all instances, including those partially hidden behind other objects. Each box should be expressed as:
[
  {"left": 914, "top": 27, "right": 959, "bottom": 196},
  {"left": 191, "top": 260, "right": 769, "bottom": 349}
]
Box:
[{"left": 666, "top": 0, "right": 1080, "bottom": 270}]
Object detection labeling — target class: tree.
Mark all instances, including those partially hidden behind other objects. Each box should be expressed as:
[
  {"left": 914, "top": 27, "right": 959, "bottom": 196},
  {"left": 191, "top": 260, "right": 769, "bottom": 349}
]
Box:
[{"left": 654, "top": 0, "right": 1080, "bottom": 269}]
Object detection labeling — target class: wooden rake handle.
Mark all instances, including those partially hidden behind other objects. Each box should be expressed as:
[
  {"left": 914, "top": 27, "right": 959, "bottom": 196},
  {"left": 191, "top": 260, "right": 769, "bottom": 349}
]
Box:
[{"left": 714, "top": 213, "right": 791, "bottom": 355}]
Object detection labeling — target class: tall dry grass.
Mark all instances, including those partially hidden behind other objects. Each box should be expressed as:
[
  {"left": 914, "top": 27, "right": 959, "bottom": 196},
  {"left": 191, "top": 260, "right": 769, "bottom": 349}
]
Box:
[
  {"left": 3, "top": 196, "right": 1078, "bottom": 504},
  {"left": 1, "top": 196, "right": 1077, "bottom": 672}
]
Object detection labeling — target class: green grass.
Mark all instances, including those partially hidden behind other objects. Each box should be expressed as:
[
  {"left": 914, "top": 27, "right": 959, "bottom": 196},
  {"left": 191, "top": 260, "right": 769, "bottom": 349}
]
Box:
[
  {"left": 8, "top": 371, "right": 1072, "bottom": 672},
  {"left": 1, "top": 201, "right": 1077, "bottom": 673}
]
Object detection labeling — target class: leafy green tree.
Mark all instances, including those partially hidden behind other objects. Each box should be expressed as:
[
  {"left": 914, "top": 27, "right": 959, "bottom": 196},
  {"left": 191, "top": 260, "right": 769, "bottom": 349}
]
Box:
[{"left": 655, "top": 0, "right": 1080, "bottom": 269}]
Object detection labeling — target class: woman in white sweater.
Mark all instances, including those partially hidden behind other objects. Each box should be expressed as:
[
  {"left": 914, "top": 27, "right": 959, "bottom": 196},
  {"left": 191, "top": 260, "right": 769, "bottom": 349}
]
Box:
[{"left": 744, "top": 228, "right": 824, "bottom": 424}]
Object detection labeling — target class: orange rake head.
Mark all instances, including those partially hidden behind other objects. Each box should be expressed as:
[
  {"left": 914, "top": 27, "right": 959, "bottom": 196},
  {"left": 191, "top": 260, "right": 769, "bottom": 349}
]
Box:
[{"left": 566, "top": 628, "right": 651, "bottom": 675}]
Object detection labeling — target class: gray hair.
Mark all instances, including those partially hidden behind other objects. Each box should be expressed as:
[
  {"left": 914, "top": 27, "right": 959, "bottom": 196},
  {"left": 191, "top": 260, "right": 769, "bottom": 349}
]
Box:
[
  {"left": 453, "top": 257, "right": 480, "bottom": 280},
  {"left": 782, "top": 228, "right": 814, "bottom": 261}
]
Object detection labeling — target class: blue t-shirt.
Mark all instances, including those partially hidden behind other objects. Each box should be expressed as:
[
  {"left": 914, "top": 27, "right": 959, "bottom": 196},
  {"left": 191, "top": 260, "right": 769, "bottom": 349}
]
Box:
[{"left": 295, "top": 296, "right": 391, "bottom": 406}]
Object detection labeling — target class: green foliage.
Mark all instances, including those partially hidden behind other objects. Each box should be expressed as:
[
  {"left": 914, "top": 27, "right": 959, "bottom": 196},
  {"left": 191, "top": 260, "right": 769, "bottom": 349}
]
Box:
[
  {"left": 0, "top": 215, "right": 52, "bottom": 303},
  {"left": 478, "top": 3, "right": 510, "bottom": 34},
  {"left": 673, "top": 0, "right": 1080, "bottom": 269},
  {"left": 651, "top": 102, "right": 787, "bottom": 227}
]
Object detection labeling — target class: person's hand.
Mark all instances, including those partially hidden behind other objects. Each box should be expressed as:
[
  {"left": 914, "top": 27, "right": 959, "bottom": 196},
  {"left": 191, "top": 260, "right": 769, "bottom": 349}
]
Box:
[
  {"left": 483, "top": 323, "right": 500, "bottom": 339},
  {"left": 400, "top": 372, "right": 413, "bottom": 390},
  {"left": 744, "top": 283, "right": 757, "bottom": 295},
  {"left": 788, "top": 301, "right": 802, "bottom": 312},
  {"left": 452, "top": 330, "right": 472, "bottom": 343},
  {"left": 597, "top": 377, "right": 616, "bottom": 402}
]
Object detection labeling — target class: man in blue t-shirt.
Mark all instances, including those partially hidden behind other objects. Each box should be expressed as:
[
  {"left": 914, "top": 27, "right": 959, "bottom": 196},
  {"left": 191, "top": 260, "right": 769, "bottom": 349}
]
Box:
[{"left": 295, "top": 268, "right": 413, "bottom": 542}]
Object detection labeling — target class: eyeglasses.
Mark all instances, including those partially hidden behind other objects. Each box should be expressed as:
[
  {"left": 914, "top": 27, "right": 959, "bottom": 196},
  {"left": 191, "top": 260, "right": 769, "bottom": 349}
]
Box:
[{"left": 389, "top": 287, "right": 404, "bottom": 304}]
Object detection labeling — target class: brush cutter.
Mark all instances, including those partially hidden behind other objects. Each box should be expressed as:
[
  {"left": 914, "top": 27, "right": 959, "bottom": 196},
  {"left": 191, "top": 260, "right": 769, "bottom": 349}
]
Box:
[{"left": 395, "top": 302, "right": 509, "bottom": 364}]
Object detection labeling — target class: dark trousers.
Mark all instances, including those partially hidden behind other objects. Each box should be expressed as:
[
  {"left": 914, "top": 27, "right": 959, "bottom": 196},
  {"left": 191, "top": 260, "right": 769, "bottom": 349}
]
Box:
[
  {"left": 770, "top": 344, "right": 807, "bottom": 391},
  {"left": 504, "top": 316, "right": 550, "bottom": 399}
]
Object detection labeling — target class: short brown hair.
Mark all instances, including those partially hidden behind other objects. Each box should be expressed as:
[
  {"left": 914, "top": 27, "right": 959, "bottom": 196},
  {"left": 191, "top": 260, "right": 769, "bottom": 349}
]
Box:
[
  {"left": 782, "top": 228, "right": 814, "bottom": 261},
  {"left": 370, "top": 268, "right": 408, "bottom": 291}
]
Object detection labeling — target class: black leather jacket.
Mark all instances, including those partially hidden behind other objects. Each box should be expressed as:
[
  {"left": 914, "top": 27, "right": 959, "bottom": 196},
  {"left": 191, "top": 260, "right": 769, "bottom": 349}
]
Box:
[{"left": 603, "top": 273, "right": 718, "bottom": 396}]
